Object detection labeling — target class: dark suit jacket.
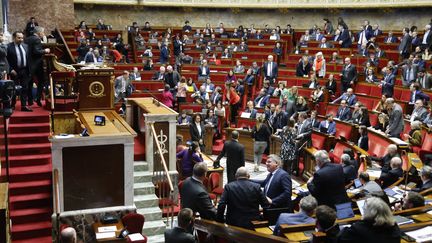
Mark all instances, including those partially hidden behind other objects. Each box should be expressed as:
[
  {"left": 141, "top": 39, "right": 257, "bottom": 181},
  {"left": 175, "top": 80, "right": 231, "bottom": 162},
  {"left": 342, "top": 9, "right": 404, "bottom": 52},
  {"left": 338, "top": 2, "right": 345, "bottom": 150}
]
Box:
[
  {"left": 295, "top": 62, "right": 312, "bottom": 77},
  {"left": 263, "top": 61, "right": 278, "bottom": 79},
  {"left": 0, "top": 44, "right": 9, "bottom": 74},
  {"left": 343, "top": 164, "right": 357, "bottom": 184},
  {"left": 216, "top": 179, "right": 269, "bottom": 229},
  {"left": 253, "top": 169, "right": 292, "bottom": 208},
  {"left": 198, "top": 66, "right": 210, "bottom": 77},
  {"left": 215, "top": 140, "right": 245, "bottom": 183},
  {"left": 190, "top": 122, "right": 205, "bottom": 143},
  {"left": 272, "top": 111, "right": 288, "bottom": 131},
  {"left": 180, "top": 177, "right": 216, "bottom": 220},
  {"left": 381, "top": 74, "right": 395, "bottom": 97},
  {"left": 341, "top": 64, "right": 358, "bottom": 84},
  {"left": 337, "top": 107, "right": 352, "bottom": 121},
  {"left": 254, "top": 95, "right": 270, "bottom": 108},
  {"left": 412, "top": 179, "right": 432, "bottom": 192},
  {"left": 210, "top": 92, "right": 222, "bottom": 104},
  {"left": 384, "top": 36, "right": 397, "bottom": 43},
  {"left": 307, "top": 162, "right": 349, "bottom": 207},
  {"left": 164, "top": 227, "right": 196, "bottom": 243},
  {"left": 338, "top": 29, "right": 352, "bottom": 48},
  {"left": 398, "top": 34, "right": 412, "bottom": 54},
  {"left": 380, "top": 167, "right": 403, "bottom": 188},
  {"left": 337, "top": 220, "right": 401, "bottom": 243},
  {"left": 7, "top": 42, "right": 30, "bottom": 72},
  {"left": 326, "top": 80, "right": 337, "bottom": 94},
  {"left": 24, "top": 35, "right": 46, "bottom": 74},
  {"left": 358, "top": 136, "right": 369, "bottom": 151}
]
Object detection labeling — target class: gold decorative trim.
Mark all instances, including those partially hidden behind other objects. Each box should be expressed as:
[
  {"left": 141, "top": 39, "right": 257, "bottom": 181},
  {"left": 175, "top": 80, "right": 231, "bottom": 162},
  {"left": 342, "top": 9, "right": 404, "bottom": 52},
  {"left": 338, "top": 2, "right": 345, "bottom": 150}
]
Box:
[{"left": 88, "top": 81, "right": 106, "bottom": 98}]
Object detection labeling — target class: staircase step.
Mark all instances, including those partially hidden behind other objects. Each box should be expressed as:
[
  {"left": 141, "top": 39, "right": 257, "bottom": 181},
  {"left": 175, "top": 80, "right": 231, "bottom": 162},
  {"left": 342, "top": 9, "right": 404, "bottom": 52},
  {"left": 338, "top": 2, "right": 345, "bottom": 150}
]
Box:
[
  {"left": 134, "top": 161, "right": 149, "bottom": 171},
  {"left": 10, "top": 179, "right": 52, "bottom": 190},
  {"left": 10, "top": 207, "right": 52, "bottom": 224},
  {"left": 134, "top": 171, "right": 153, "bottom": 183},
  {"left": 134, "top": 182, "right": 155, "bottom": 195},
  {"left": 141, "top": 220, "right": 167, "bottom": 237},
  {"left": 10, "top": 112, "right": 49, "bottom": 124},
  {"left": 10, "top": 192, "right": 51, "bottom": 203},
  {"left": 6, "top": 132, "right": 50, "bottom": 144},
  {"left": 9, "top": 164, "right": 52, "bottom": 176},
  {"left": 134, "top": 194, "right": 159, "bottom": 208},
  {"left": 9, "top": 122, "right": 50, "bottom": 134},
  {"left": 136, "top": 207, "right": 162, "bottom": 221},
  {"left": 7, "top": 143, "right": 51, "bottom": 156},
  {"left": 7, "top": 154, "right": 51, "bottom": 167},
  {"left": 12, "top": 235, "right": 52, "bottom": 243},
  {"left": 9, "top": 178, "right": 52, "bottom": 195},
  {"left": 11, "top": 220, "right": 52, "bottom": 240}
]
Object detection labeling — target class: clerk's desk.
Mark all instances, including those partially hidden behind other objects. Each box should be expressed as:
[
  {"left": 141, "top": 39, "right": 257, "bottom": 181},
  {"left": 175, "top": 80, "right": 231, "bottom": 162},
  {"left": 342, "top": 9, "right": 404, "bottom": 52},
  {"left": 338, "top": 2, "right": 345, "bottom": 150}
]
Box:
[{"left": 177, "top": 124, "right": 215, "bottom": 155}]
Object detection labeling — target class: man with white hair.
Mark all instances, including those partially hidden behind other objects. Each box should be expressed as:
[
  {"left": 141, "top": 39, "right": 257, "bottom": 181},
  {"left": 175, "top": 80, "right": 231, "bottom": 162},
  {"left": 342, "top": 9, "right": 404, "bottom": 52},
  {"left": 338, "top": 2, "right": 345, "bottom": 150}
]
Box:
[
  {"left": 216, "top": 167, "right": 269, "bottom": 229},
  {"left": 332, "top": 88, "right": 357, "bottom": 106},
  {"left": 342, "top": 154, "right": 357, "bottom": 184},
  {"left": 152, "top": 66, "right": 166, "bottom": 80},
  {"left": 263, "top": 55, "right": 278, "bottom": 84},
  {"left": 385, "top": 98, "right": 404, "bottom": 138},
  {"left": 371, "top": 144, "right": 400, "bottom": 171},
  {"left": 379, "top": 157, "right": 403, "bottom": 188},
  {"left": 421, "top": 24, "right": 431, "bottom": 51},
  {"left": 60, "top": 227, "right": 77, "bottom": 243},
  {"left": 307, "top": 150, "right": 349, "bottom": 208},
  {"left": 409, "top": 99, "right": 428, "bottom": 122},
  {"left": 340, "top": 57, "right": 357, "bottom": 92}
]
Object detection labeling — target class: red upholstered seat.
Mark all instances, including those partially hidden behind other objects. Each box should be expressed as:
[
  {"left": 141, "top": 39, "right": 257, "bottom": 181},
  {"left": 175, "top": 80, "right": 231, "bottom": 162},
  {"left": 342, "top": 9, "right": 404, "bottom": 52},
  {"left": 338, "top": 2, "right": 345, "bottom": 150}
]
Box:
[
  {"left": 329, "top": 142, "right": 350, "bottom": 164},
  {"left": 419, "top": 132, "right": 432, "bottom": 161},
  {"left": 335, "top": 122, "right": 352, "bottom": 140},
  {"left": 122, "top": 213, "right": 147, "bottom": 243},
  {"left": 311, "top": 133, "right": 326, "bottom": 150},
  {"left": 208, "top": 173, "right": 223, "bottom": 202}
]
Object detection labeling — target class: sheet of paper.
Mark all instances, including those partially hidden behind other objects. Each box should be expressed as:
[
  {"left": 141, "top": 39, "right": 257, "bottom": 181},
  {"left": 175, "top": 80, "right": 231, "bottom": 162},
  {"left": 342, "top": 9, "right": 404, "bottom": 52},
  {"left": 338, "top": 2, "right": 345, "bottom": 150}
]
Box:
[
  {"left": 240, "top": 112, "right": 251, "bottom": 118},
  {"left": 365, "top": 169, "right": 381, "bottom": 178},
  {"left": 405, "top": 226, "right": 432, "bottom": 242},
  {"left": 98, "top": 226, "right": 117, "bottom": 232},
  {"left": 128, "top": 233, "right": 145, "bottom": 241},
  {"left": 95, "top": 232, "right": 116, "bottom": 239}
]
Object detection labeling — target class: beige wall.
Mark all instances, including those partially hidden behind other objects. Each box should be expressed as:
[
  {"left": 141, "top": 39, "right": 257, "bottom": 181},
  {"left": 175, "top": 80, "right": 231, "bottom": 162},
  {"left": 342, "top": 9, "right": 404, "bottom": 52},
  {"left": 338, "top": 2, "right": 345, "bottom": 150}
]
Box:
[
  {"left": 74, "top": 5, "right": 432, "bottom": 31},
  {"left": 9, "top": 0, "right": 75, "bottom": 33}
]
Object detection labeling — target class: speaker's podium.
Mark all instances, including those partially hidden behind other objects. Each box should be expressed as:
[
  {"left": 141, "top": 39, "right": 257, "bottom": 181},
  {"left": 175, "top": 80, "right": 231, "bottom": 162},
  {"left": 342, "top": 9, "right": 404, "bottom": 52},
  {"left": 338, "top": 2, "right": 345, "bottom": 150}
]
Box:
[
  {"left": 76, "top": 68, "right": 115, "bottom": 110},
  {"left": 49, "top": 110, "right": 136, "bottom": 241}
]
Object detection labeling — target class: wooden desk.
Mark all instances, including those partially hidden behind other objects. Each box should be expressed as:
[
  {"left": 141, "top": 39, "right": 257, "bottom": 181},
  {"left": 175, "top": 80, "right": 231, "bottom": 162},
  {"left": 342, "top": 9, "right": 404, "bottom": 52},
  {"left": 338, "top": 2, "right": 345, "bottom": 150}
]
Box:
[
  {"left": 177, "top": 124, "right": 214, "bottom": 155},
  {"left": 284, "top": 232, "right": 310, "bottom": 242},
  {"left": 225, "top": 128, "right": 255, "bottom": 162},
  {"left": 407, "top": 153, "right": 423, "bottom": 171},
  {"left": 78, "top": 110, "right": 136, "bottom": 136},
  {"left": 92, "top": 221, "right": 126, "bottom": 242},
  {"left": 255, "top": 227, "right": 273, "bottom": 235}
]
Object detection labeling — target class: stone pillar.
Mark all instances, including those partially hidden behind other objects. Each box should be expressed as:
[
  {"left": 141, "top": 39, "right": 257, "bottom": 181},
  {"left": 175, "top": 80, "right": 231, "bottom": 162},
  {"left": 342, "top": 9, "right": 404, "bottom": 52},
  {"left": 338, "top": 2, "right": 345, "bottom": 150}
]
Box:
[{"left": 168, "top": 120, "right": 177, "bottom": 171}]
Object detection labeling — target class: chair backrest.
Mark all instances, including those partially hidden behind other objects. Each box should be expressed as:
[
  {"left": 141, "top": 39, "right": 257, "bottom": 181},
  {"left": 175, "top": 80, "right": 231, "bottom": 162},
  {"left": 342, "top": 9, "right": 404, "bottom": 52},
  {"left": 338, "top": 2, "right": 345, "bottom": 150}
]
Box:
[
  {"left": 311, "top": 132, "right": 326, "bottom": 150},
  {"left": 122, "top": 213, "right": 145, "bottom": 234},
  {"left": 208, "top": 172, "right": 221, "bottom": 191},
  {"left": 421, "top": 132, "right": 432, "bottom": 151}
]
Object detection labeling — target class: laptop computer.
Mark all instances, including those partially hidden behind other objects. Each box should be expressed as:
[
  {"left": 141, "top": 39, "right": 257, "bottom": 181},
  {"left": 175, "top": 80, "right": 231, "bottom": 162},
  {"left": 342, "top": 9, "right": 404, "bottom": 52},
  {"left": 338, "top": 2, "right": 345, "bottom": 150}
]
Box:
[
  {"left": 353, "top": 178, "right": 362, "bottom": 188},
  {"left": 335, "top": 202, "right": 355, "bottom": 219}
]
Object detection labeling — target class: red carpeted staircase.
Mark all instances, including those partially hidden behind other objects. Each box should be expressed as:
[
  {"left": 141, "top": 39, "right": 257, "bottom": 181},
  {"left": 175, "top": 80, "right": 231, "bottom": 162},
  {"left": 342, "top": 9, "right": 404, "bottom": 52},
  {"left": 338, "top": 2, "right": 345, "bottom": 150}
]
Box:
[{"left": 1, "top": 107, "right": 53, "bottom": 243}]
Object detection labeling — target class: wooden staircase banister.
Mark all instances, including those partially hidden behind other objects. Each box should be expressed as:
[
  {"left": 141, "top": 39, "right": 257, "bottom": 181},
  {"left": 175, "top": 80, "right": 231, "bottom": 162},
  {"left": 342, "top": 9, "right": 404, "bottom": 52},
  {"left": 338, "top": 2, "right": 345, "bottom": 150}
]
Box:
[{"left": 55, "top": 28, "right": 76, "bottom": 64}]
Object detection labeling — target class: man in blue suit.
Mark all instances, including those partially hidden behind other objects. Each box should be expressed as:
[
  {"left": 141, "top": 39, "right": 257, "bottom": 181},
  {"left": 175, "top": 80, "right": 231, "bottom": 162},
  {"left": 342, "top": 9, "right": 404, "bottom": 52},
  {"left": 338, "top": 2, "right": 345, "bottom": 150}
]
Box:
[
  {"left": 263, "top": 55, "right": 278, "bottom": 84},
  {"left": 273, "top": 195, "right": 317, "bottom": 235},
  {"left": 336, "top": 100, "right": 352, "bottom": 121},
  {"left": 337, "top": 26, "right": 352, "bottom": 48},
  {"left": 254, "top": 89, "right": 270, "bottom": 108},
  {"left": 318, "top": 114, "right": 336, "bottom": 135},
  {"left": 380, "top": 67, "right": 395, "bottom": 97},
  {"left": 332, "top": 88, "right": 357, "bottom": 106},
  {"left": 252, "top": 154, "right": 292, "bottom": 209},
  {"left": 159, "top": 43, "right": 169, "bottom": 64}
]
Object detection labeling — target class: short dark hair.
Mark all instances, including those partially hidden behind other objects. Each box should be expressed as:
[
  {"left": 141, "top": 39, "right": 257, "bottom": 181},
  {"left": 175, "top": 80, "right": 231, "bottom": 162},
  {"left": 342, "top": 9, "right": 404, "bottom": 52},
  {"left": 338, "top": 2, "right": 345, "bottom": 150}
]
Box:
[
  {"left": 178, "top": 208, "right": 193, "bottom": 228},
  {"left": 12, "top": 31, "right": 23, "bottom": 38},
  {"left": 192, "top": 113, "right": 201, "bottom": 122},
  {"left": 316, "top": 205, "right": 337, "bottom": 230},
  {"left": 232, "top": 130, "right": 239, "bottom": 140},
  {"left": 359, "top": 172, "right": 370, "bottom": 182},
  {"left": 193, "top": 162, "right": 207, "bottom": 177},
  {"left": 407, "top": 192, "right": 425, "bottom": 208}
]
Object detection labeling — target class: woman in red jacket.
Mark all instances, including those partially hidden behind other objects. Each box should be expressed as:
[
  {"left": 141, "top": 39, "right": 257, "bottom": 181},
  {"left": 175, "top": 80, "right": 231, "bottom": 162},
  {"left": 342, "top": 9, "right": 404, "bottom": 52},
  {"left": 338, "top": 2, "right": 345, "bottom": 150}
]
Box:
[{"left": 224, "top": 81, "right": 240, "bottom": 126}]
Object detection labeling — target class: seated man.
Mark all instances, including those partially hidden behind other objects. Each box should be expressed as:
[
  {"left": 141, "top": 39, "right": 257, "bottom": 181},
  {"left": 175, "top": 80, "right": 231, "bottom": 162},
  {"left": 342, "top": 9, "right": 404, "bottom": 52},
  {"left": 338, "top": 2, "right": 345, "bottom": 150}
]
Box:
[
  {"left": 408, "top": 99, "right": 428, "bottom": 122},
  {"left": 178, "top": 110, "right": 192, "bottom": 124},
  {"left": 254, "top": 89, "right": 270, "bottom": 109},
  {"left": 379, "top": 157, "right": 403, "bottom": 188},
  {"left": 395, "top": 192, "right": 425, "bottom": 211},
  {"left": 273, "top": 195, "right": 317, "bottom": 236},
  {"left": 164, "top": 208, "right": 196, "bottom": 243},
  {"left": 262, "top": 80, "right": 275, "bottom": 96},
  {"left": 318, "top": 114, "right": 336, "bottom": 135},
  {"left": 342, "top": 154, "right": 357, "bottom": 185},
  {"left": 198, "top": 60, "right": 210, "bottom": 81},
  {"left": 357, "top": 172, "right": 383, "bottom": 196},
  {"left": 336, "top": 99, "right": 352, "bottom": 121},
  {"left": 408, "top": 165, "right": 432, "bottom": 192},
  {"left": 251, "top": 154, "right": 292, "bottom": 209},
  {"left": 371, "top": 144, "right": 400, "bottom": 171},
  {"left": 332, "top": 88, "right": 357, "bottom": 106},
  {"left": 244, "top": 100, "right": 258, "bottom": 119},
  {"left": 180, "top": 163, "right": 216, "bottom": 220},
  {"left": 216, "top": 167, "right": 269, "bottom": 229},
  {"left": 152, "top": 66, "right": 166, "bottom": 80},
  {"left": 314, "top": 205, "right": 340, "bottom": 241}
]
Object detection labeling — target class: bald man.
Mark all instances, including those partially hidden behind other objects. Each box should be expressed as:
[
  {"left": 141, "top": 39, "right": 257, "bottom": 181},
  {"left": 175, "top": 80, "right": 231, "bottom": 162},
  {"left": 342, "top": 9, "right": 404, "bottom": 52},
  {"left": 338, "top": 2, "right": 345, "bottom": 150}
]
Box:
[
  {"left": 379, "top": 157, "right": 403, "bottom": 188},
  {"left": 60, "top": 227, "right": 77, "bottom": 243},
  {"left": 340, "top": 57, "right": 357, "bottom": 92},
  {"left": 216, "top": 167, "right": 269, "bottom": 229}
]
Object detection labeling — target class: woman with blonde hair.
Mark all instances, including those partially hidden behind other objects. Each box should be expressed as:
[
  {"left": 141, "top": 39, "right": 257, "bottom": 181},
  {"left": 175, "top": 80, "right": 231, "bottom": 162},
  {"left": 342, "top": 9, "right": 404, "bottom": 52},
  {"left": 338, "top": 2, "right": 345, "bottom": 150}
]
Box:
[
  {"left": 337, "top": 197, "right": 401, "bottom": 242},
  {"left": 287, "top": 86, "right": 298, "bottom": 102},
  {"left": 404, "top": 120, "right": 423, "bottom": 148},
  {"left": 313, "top": 52, "right": 326, "bottom": 78},
  {"left": 252, "top": 115, "right": 271, "bottom": 172}
]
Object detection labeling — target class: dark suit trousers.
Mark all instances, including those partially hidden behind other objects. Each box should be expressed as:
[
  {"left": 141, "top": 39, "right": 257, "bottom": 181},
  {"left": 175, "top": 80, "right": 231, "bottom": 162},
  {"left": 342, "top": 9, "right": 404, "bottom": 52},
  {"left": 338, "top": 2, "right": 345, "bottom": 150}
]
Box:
[
  {"left": 33, "top": 65, "right": 46, "bottom": 101},
  {"left": 341, "top": 81, "right": 351, "bottom": 93},
  {"left": 12, "top": 68, "right": 31, "bottom": 107},
  {"left": 230, "top": 101, "right": 240, "bottom": 124}
]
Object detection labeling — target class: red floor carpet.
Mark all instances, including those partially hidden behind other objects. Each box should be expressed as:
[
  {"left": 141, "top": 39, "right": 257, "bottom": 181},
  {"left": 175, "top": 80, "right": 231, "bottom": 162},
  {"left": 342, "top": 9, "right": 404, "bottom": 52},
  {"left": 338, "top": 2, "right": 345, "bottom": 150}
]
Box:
[{"left": 1, "top": 104, "right": 53, "bottom": 243}]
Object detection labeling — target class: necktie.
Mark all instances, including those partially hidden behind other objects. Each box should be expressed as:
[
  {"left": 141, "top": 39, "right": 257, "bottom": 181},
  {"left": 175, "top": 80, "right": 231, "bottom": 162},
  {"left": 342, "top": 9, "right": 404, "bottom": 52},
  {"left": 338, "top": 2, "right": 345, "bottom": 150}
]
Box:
[
  {"left": 18, "top": 44, "right": 25, "bottom": 68},
  {"left": 268, "top": 63, "right": 272, "bottom": 77},
  {"left": 264, "top": 173, "right": 273, "bottom": 196}
]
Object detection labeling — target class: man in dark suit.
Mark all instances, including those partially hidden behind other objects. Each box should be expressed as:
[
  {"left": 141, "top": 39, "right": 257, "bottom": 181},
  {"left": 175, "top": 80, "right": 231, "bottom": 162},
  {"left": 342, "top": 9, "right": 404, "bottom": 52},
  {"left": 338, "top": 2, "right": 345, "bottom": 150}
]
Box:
[
  {"left": 198, "top": 60, "right": 210, "bottom": 81},
  {"left": 152, "top": 66, "right": 166, "bottom": 81},
  {"left": 252, "top": 154, "right": 292, "bottom": 209},
  {"left": 332, "top": 88, "right": 357, "bottom": 106},
  {"left": 337, "top": 26, "right": 352, "bottom": 48},
  {"left": 380, "top": 157, "right": 403, "bottom": 188},
  {"left": 371, "top": 145, "right": 400, "bottom": 172},
  {"left": 399, "top": 27, "right": 412, "bottom": 59},
  {"left": 336, "top": 100, "right": 352, "bottom": 121},
  {"left": 262, "top": 55, "right": 278, "bottom": 84},
  {"left": 254, "top": 88, "right": 270, "bottom": 109},
  {"left": 216, "top": 167, "right": 269, "bottom": 229},
  {"left": 340, "top": 57, "right": 357, "bottom": 92},
  {"left": 26, "top": 27, "right": 50, "bottom": 89},
  {"left": 401, "top": 60, "right": 419, "bottom": 87},
  {"left": 159, "top": 43, "right": 169, "bottom": 64},
  {"left": 372, "top": 24, "right": 382, "bottom": 36},
  {"left": 416, "top": 69, "right": 432, "bottom": 90},
  {"left": 341, "top": 154, "right": 357, "bottom": 184},
  {"left": 25, "top": 17, "right": 38, "bottom": 37},
  {"left": 214, "top": 130, "right": 245, "bottom": 183},
  {"left": 271, "top": 105, "right": 288, "bottom": 132},
  {"left": 380, "top": 67, "right": 395, "bottom": 97},
  {"left": 7, "top": 31, "right": 32, "bottom": 111},
  {"left": 307, "top": 150, "right": 349, "bottom": 208},
  {"left": 180, "top": 163, "right": 216, "bottom": 220},
  {"left": 384, "top": 31, "right": 397, "bottom": 43},
  {"left": 164, "top": 208, "right": 196, "bottom": 243},
  {"left": 421, "top": 24, "right": 432, "bottom": 51},
  {"left": 385, "top": 98, "right": 404, "bottom": 138},
  {"left": 411, "top": 166, "right": 432, "bottom": 192}
]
